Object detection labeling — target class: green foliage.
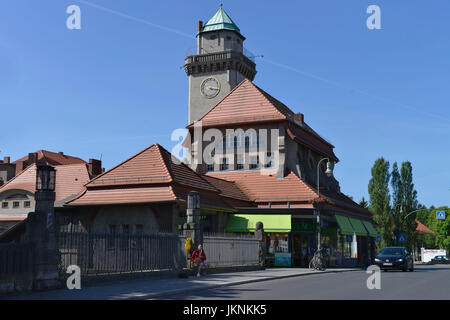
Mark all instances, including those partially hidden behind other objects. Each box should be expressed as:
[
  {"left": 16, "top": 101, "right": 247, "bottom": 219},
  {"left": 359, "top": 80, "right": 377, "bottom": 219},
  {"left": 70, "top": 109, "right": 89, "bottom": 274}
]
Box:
[
  {"left": 368, "top": 157, "right": 392, "bottom": 248},
  {"left": 427, "top": 206, "right": 450, "bottom": 251},
  {"left": 359, "top": 197, "right": 369, "bottom": 209},
  {"left": 416, "top": 204, "right": 429, "bottom": 224}
]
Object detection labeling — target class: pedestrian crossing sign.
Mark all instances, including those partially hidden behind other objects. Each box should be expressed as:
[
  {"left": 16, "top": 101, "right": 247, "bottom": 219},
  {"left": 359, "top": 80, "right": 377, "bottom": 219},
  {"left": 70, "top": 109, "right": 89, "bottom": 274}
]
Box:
[
  {"left": 436, "top": 211, "right": 446, "bottom": 220},
  {"left": 398, "top": 233, "right": 407, "bottom": 243}
]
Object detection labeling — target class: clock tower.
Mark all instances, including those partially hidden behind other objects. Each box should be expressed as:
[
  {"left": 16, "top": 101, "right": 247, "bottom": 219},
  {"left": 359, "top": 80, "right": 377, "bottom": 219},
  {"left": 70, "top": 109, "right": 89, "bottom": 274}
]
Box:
[{"left": 184, "top": 7, "right": 257, "bottom": 124}]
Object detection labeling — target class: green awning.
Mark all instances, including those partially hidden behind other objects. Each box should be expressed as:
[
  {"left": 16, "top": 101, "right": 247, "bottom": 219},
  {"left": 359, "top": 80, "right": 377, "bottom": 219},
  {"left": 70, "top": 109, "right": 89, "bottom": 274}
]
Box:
[
  {"left": 348, "top": 217, "right": 369, "bottom": 236},
  {"left": 227, "top": 214, "right": 291, "bottom": 233},
  {"left": 362, "top": 220, "right": 377, "bottom": 237},
  {"left": 335, "top": 215, "right": 355, "bottom": 235}
]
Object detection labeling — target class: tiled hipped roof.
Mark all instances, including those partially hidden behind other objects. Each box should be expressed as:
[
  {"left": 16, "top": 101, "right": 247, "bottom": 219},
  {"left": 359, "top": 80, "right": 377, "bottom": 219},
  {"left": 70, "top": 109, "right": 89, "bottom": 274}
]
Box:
[
  {"left": 0, "top": 163, "right": 91, "bottom": 202},
  {"left": 68, "top": 144, "right": 252, "bottom": 210},
  {"left": 206, "top": 170, "right": 371, "bottom": 217},
  {"left": 187, "top": 79, "right": 337, "bottom": 161}
]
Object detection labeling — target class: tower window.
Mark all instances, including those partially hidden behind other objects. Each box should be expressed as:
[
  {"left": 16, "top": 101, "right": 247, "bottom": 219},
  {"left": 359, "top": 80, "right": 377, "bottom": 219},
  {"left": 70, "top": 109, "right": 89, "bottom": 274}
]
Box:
[
  {"left": 2, "top": 202, "right": 8, "bottom": 208},
  {"left": 236, "top": 154, "right": 244, "bottom": 170},
  {"left": 210, "top": 35, "right": 217, "bottom": 40},
  {"left": 220, "top": 158, "right": 228, "bottom": 171},
  {"left": 206, "top": 164, "right": 214, "bottom": 172},
  {"left": 13, "top": 201, "right": 20, "bottom": 208},
  {"left": 24, "top": 201, "right": 31, "bottom": 208},
  {"left": 250, "top": 156, "right": 259, "bottom": 169},
  {"left": 265, "top": 152, "right": 273, "bottom": 168}
]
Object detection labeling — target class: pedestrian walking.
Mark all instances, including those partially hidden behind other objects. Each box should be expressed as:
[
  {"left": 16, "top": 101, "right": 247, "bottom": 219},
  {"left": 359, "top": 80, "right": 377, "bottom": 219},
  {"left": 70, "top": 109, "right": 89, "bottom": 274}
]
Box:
[{"left": 190, "top": 244, "right": 207, "bottom": 277}]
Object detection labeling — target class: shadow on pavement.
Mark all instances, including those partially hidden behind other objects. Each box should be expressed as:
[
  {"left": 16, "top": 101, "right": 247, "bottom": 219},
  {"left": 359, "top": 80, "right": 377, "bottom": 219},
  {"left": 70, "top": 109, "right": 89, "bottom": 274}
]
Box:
[{"left": 160, "top": 287, "right": 268, "bottom": 300}]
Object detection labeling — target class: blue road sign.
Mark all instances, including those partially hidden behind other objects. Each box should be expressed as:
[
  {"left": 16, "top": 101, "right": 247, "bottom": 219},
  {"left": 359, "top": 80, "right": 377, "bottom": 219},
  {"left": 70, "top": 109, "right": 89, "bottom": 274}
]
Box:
[
  {"left": 398, "top": 233, "right": 407, "bottom": 243},
  {"left": 346, "top": 235, "right": 353, "bottom": 242},
  {"left": 376, "top": 233, "right": 381, "bottom": 242},
  {"left": 436, "top": 211, "right": 446, "bottom": 220}
]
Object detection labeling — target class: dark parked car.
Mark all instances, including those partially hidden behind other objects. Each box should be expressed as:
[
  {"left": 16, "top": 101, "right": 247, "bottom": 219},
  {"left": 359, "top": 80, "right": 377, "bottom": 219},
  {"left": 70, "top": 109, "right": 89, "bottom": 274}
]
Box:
[
  {"left": 374, "top": 247, "right": 414, "bottom": 272},
  {"left": 429, "top": 255, "right": 450, "bottom": 265}
]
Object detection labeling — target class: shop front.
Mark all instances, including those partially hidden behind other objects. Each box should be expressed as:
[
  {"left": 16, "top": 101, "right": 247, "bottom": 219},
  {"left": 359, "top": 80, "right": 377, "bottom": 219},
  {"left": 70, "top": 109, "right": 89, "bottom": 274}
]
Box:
[{"left": 226, "top": 213, "right": 292, "bottom": 267}]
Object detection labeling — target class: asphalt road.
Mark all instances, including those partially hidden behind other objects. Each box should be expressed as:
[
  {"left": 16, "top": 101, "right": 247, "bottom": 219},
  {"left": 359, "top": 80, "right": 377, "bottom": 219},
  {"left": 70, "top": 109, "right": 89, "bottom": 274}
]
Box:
[{"left": 160, "top": 264, "right": 450, "bottom": 300}]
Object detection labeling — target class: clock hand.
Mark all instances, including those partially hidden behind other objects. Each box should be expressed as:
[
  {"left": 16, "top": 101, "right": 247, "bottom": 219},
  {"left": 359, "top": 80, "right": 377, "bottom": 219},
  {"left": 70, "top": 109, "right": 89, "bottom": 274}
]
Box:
[{"left": 207, "top": 86, "right": 219, "bottom": 90}]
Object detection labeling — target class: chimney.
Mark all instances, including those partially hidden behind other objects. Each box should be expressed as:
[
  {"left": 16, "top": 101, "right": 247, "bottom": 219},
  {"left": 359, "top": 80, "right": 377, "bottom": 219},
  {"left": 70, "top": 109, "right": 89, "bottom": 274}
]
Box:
[
  {"left": 16, "top": 161, "right": 25, "bottom": 175},
  {"left": 198, "top": 20, "right": 203, "bottom": 32},
  {"left": 3, "top": 156, "right": 10, "bottom": 164},
  {"left": 58, "top": 152, "right": 64, "bottom": 156},
  {"left": 294, "top": 113, "right": 304, "bottom": 124},
  {"left": 28, "top": 152, "right": 38, "bottom": 165},
  {"left": 88, "top": 159, "right": 102, "bottom": 177}
]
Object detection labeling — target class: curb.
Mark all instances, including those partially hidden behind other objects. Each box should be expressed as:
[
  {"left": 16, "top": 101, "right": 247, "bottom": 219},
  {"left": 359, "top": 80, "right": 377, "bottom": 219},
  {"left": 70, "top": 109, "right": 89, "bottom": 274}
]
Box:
[{"left": 125, "top": 268, "right": 359, "bottom": 300}]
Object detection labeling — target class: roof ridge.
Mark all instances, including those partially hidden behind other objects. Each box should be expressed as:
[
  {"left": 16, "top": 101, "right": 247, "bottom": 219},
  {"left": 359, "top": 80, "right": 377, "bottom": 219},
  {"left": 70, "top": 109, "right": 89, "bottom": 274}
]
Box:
[
  {"left": 187, "top": 79, "right": 251, "bottom": 127},
  {"left": 0, "top": 163, "right": 36, "bottom": 190},
  {"left": 251, "top": 83, "right": 295, "bottom": 118},
  {"left": 154, "top": 144, "right": 220, "bottom": 193},
  {"left": 86, "top": 143, "right": 165, "bottom": 186}
]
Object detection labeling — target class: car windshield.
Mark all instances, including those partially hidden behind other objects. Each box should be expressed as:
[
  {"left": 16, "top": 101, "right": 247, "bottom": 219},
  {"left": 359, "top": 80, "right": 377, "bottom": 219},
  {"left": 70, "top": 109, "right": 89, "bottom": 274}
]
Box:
[{"left": 380, "top": 248, "right": 403, "bottom": 255}]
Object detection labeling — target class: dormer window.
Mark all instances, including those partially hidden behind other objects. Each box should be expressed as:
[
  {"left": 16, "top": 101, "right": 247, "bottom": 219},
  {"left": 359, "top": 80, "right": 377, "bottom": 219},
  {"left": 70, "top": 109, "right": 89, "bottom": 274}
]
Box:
[
  {"left": 2, "top": 202, "right": 8, "bottom": 208},
  {"left": 13, "top": 201, "right": 20, "bottom": 208}
]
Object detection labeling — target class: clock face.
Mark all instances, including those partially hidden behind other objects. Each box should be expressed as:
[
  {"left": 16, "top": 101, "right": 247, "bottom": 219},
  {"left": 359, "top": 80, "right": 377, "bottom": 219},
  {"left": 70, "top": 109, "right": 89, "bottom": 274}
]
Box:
[{"left": 200, "top": 77, "right": 220, "bottom": 99}]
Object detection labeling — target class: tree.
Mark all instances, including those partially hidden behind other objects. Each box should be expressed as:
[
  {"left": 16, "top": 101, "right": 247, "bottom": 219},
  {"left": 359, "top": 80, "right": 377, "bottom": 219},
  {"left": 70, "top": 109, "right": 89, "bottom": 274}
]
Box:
[
  {"left": 399, "top": 161, "right": 419, "bottom": 250},
  {"left": 416, "top": 204, "right": 429, "bottom": 225},
  {"left": 427, "top": 206, "right": 450, "bottom": 251},
  {"left": 359, "top": 197, "right": 369, "bottom": 209},
  {"left": 389, "top": 161, "right": 418, "bottom": 250},
  {"left": 368, "top": 158, "right": 392, "bottom": 248}
]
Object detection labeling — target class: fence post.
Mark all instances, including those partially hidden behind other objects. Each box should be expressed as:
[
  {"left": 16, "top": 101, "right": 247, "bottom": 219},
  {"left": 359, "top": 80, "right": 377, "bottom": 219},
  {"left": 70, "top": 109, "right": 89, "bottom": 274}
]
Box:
[
  {"left": 255, "top": 221, "right": 265, "bottom": 267},
  {"left": 183, "top": 191, "right": 203, "bottom": 271}
]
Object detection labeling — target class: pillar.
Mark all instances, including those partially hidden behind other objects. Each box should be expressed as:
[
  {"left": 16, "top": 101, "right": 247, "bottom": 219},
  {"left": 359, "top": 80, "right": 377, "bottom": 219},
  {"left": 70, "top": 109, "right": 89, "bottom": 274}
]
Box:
[{"left": 254, "top": 221, "right": 265, "bottom": 267}]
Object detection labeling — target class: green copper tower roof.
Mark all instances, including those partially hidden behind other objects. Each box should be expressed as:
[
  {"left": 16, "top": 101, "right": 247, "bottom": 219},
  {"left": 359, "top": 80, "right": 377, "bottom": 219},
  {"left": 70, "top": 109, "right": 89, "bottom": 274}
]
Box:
[{"left": 200, "top": 8, "right": 242, "bottom": 35}]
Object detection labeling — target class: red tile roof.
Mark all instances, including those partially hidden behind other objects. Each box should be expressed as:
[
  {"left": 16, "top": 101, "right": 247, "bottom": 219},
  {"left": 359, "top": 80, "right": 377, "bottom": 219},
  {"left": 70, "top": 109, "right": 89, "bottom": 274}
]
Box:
[
  {"left": 206, "top": 169, "right": 316, "bottom": 203},
  {"left": 68, "top": 144, "right": 243, "bottom": 210},
  {"left": 0, "top": 164, "right": 91, "bottom": 202},
  {"left": 187, "top": 79, "right": 338, "bottom": 161},
  {"left": 206, "top": 169, "right": 371, "bottom": 216},
  {"left": 415, "top": 219, "right": 434, "bottom": 234},
  {"left": 286, "top": 122, "right": 338, "bottom": 162},
  {"left": 188, "top": 79, "right": 293, "bottom": 128},
  {"left": 13, "top": 150, "right": 86, "bottom": 167}
]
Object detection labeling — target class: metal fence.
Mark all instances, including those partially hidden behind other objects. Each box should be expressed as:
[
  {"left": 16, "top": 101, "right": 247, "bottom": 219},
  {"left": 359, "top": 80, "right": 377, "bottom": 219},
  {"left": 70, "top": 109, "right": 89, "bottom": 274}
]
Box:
[
  {"left": 0, "top": 243, "right": 34, "bottom": 294},
  {"left": 202, "top": 233, "right": 260, "bottom": 267},
  {"left": 57, "top": 231, "right": 260, "bottom": 279},
  {"left": 58, "top": 232, "right": 185, "bottom": 277}
]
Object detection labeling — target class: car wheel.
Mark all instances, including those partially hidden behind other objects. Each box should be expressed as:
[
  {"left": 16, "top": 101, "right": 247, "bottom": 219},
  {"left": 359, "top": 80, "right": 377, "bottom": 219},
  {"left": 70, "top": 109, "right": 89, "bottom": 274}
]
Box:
[
  {"left": 409, "top": 261, "right": 414, "bottom": 272},
  {"left": 402, "top": 263, "right": 407, "bottom": 272}
]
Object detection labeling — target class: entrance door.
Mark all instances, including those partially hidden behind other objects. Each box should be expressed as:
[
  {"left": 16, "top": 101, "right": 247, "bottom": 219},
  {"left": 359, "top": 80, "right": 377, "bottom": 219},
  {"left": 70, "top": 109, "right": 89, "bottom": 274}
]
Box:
[{"left": 300, "top": 235, "right": 310, "bottom": 267}]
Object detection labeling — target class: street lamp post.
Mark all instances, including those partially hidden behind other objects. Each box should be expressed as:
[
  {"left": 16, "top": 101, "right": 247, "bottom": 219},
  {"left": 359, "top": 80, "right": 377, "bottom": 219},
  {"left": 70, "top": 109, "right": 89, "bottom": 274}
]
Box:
[{"left": 316, "top": 158, "right": 333, "bottom": 251}]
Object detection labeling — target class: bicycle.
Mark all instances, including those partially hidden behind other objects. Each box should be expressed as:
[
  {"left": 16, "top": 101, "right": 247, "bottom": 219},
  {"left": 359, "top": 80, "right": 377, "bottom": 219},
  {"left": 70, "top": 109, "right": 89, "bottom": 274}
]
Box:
[{"left": 309, "top": 248, "right": 328, "bottom": 271}]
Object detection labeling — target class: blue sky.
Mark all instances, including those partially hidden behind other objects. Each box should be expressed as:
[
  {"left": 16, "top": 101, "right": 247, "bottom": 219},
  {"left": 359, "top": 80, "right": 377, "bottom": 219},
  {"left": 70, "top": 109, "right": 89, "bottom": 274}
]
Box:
[{"left": 1, "top": 0, "right": 449, "bottom": 207}]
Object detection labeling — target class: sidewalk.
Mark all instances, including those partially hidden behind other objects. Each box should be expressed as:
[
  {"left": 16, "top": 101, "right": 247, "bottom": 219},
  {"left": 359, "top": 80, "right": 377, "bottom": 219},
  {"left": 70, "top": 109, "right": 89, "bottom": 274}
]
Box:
[{"left": 2, "top": 267, "right": 358, "bottom": 300}]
